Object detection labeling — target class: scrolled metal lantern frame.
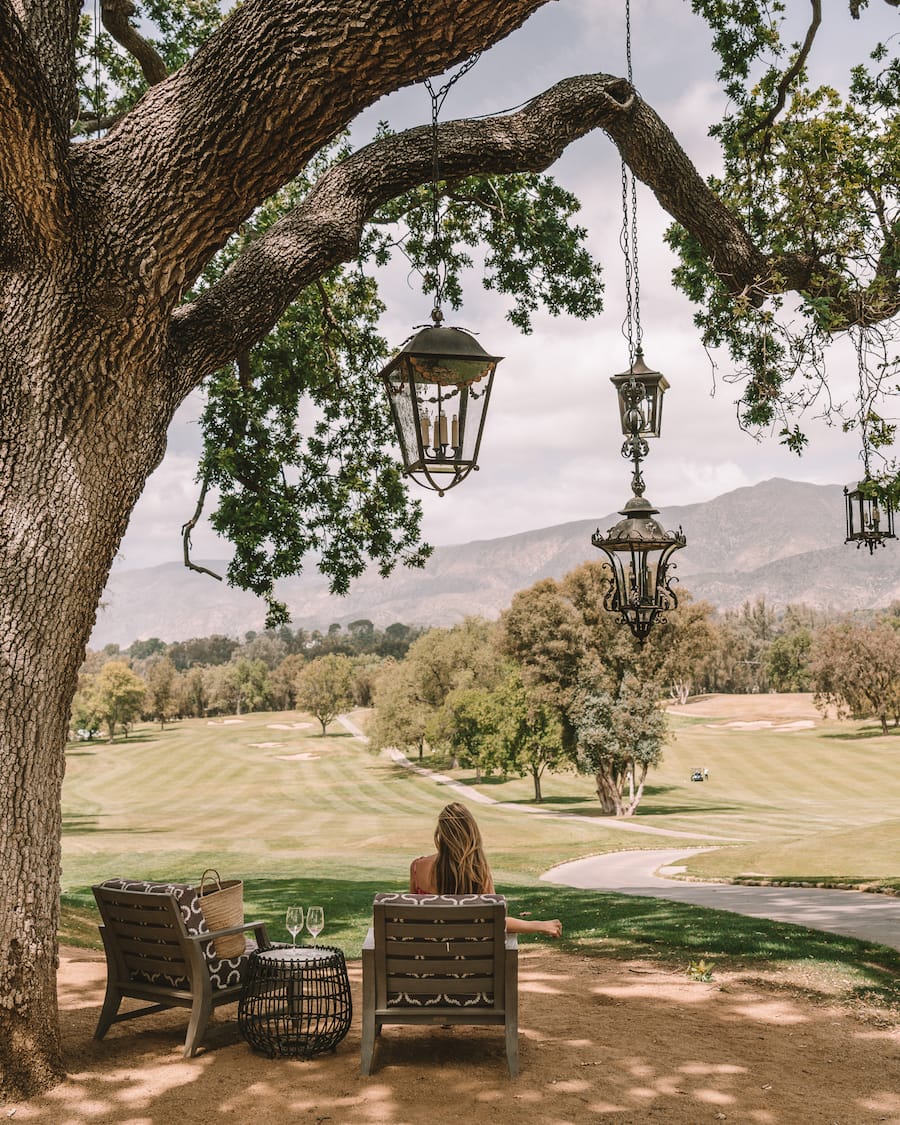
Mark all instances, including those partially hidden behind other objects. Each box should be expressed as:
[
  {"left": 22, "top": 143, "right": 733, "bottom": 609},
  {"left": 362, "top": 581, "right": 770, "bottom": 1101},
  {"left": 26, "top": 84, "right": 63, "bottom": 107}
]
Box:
[{"left": 592, "top": 365, "right": 685, "bottom": 643}]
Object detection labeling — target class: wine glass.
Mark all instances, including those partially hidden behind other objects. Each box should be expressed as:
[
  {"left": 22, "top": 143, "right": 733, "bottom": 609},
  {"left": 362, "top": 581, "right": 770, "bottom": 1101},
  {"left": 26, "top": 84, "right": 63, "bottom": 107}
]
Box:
[
  {"left": 285, "top": 905, "right": 304, "bottom": 947},
  {"left": 305, "top": 906, "right": 324, "bottom": 944}
]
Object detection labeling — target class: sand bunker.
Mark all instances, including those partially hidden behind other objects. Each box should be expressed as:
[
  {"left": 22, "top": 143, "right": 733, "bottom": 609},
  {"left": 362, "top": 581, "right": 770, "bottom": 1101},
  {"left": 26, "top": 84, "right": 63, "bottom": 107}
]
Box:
[
  {"left": 707, "top": 718, "right": 815, "bottom": 732},
  {"left": 710, "top": 720, "right": 774, "bottom": 730},
  {"left": 274, "top": 752, "right": 320, "bottom": 761},
  {"left": 249, "top": 742, "right": 284, "bottom": 749},
  {"left": 206, "top": 719, "right": 245, "bottom": 726},
  {"left": 268, "top": 722, "right": 314, "bottom": 730}
]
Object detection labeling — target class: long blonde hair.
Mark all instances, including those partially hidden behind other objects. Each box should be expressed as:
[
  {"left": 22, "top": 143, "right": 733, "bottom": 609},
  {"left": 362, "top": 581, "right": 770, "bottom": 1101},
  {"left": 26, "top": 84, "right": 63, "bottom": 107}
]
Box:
[{"left": 433, "top": 802, "right": 492, "bottom": 894}]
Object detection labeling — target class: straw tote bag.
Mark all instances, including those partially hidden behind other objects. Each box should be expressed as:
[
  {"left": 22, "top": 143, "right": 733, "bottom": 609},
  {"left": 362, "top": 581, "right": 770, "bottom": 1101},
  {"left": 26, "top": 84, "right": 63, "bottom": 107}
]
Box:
[{"left": 198, "top": 868, "right": 245, "bottom": 959}]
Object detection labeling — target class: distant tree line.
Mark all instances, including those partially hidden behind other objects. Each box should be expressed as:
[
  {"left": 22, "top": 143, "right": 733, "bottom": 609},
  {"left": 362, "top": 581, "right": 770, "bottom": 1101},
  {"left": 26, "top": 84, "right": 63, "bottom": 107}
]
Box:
[
  {"left": 72, "top": 587, "right": 900, "bottom": 810},
  {"left": 70, "top": 620, "right": 423, "bottom": 740}
]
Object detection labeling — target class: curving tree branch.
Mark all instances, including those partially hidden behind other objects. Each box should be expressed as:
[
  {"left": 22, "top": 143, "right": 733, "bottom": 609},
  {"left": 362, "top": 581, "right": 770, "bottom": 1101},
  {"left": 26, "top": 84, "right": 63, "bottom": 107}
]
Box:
[
  {"left": 743, "top": 0, "right": 822, "bottom": 146},
  {"left": 80, "top": 0, "right": 549, "bottom": 305},
  {"left": 100, "top": 0, "right": 168, "bottom": 86},
  {"left": 169, "top": 64, "right": 900, "bottom": 397},
  {"left": 170, "top": 72, "right": 767, "bottom": 386}
]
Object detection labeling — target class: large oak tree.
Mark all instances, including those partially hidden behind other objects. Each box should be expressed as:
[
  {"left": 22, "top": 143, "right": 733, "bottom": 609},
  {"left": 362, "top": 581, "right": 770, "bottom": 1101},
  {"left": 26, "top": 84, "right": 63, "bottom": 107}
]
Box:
[{"left": 2, "top": 0, "right": 899, "bottom": 1098}]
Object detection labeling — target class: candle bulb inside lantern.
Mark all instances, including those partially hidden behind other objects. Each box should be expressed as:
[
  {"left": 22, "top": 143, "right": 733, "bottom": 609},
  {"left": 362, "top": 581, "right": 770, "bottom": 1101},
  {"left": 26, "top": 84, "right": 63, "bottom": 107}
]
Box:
[
  {"left": 451, "top": 414, "right": 459, "bottom": 447},
  {"left": 420, "top": 415, "right": 430, "bottom": 449},
  {"left": 438, "top": 413, "right": 448, "bottom": 446}
]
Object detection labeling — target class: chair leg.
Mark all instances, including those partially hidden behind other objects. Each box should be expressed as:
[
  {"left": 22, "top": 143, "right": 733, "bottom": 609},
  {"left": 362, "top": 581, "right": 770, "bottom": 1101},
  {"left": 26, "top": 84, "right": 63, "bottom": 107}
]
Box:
[
  {"left": 505, "top": 943, "right": 519, "bottom": 1078},
  {"left": 183, "top": 991, "right": 213, "bottom": 1058},
  {"left": 360, "top": 1011, "right": 376, "bottom": 1075},
  {"left": 361, "top": 943, "right": 376, "bottom": 1074},
  {"left": 94, "top": 983, "right": 123, "bottom": 1041},
  {"left": 505, "top": 1018, "right": 519, "bottom": 1078}
]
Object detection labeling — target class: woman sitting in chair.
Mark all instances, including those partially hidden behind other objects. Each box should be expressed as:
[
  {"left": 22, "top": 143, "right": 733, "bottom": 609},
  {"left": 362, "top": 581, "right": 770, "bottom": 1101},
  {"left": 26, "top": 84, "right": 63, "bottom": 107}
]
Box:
[{"left": 410, "top": 802, "right": 562, "bottom": 938}]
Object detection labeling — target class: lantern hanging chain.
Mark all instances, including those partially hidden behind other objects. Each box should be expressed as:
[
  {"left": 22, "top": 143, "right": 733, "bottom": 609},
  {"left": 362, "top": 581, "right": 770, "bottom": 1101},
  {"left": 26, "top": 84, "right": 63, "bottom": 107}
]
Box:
[
  {"left": 424, "top": 53, "right": 481, "bottom": 317},
  {"left": 856, "top": 323, "right": 874, "bottom": 480},
  {"left": 619, "top": 0, "right": 642, "bottom": 366},
  {"left": 94, "top": 0, "right": 101, "bottom": 139}
]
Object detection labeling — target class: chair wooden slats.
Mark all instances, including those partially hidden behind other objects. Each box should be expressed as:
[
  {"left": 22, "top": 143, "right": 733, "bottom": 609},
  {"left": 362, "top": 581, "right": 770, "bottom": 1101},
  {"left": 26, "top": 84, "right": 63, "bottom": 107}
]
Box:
[
  {"left": 92, "top": 884, "right": 269, "bottom": 1057},
  {"left": 360, "top": 893, "right": 518, "bottom": 1077}
]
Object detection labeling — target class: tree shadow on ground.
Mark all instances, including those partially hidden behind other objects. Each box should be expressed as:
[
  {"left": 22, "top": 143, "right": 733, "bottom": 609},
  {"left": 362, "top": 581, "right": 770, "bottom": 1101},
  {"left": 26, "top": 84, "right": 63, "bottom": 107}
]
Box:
[
  {"left": 821, "top": 726, "right": 900, "bottom": 741},
  {"left": 37, "top": 927, "right": 900, "bottom": 1125},
  {"left": 634, "top": 801, "right": 746, "bottom": 816}
]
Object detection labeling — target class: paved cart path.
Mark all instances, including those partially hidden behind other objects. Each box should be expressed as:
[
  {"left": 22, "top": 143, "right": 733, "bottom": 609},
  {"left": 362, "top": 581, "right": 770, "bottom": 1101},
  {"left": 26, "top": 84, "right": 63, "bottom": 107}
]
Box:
[{"left": 543, "top": 849, "right": 900, "bottom": 952}]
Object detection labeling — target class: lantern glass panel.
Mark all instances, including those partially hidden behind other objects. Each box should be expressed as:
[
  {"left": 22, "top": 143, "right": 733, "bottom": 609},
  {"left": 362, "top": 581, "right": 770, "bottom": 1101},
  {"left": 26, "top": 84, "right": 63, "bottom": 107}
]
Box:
[{"left": 385, "top": 374, "right": 422, "bottom": 469}]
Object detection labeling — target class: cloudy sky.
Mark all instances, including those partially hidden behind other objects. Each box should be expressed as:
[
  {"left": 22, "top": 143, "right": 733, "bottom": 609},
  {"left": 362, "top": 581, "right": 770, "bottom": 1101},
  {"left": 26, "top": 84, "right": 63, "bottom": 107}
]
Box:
[{"left": 114, "top": 1, "right": 899, "bottom": 572}]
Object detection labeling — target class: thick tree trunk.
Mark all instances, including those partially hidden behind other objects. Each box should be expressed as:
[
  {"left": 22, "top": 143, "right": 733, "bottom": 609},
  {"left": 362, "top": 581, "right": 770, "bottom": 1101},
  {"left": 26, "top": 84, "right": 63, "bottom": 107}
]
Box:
[
  {"left": 619, "top": 763, "right": 650, "bottom": 817},
  {"left": 531, "top": 765, "right": 543, "bottom": 803},
  {"left": 0, "top": 257, "right": 172, "bottom": 1098},
  {"left": 594, "top": 768, "right": 623, "bottom": 816}
]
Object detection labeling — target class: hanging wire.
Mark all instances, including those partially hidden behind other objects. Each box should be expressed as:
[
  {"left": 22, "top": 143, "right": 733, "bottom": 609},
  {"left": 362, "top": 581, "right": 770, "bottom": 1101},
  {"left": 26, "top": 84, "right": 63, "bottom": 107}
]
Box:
[
  {"left": 856, "top": 324, "right": 873, "bottom": 479},
  {"left": 619, "top": 0, "right": 642, "bottom": 364},
  {"left": 93, "top": 0, "right": 102, "bottom": 140},
  {"left": 424, "top": 53, "right": 481, "bottom": 313}
]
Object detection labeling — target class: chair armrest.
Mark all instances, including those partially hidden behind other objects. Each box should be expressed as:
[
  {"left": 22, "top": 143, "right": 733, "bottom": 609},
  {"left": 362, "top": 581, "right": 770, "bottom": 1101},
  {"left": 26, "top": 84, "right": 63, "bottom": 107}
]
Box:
[
  {"left": 186, "top": 919, "right": 269, "bottom": 943},
  {"left": 362, "top": 926, "right": 375, "bottom": 952}
]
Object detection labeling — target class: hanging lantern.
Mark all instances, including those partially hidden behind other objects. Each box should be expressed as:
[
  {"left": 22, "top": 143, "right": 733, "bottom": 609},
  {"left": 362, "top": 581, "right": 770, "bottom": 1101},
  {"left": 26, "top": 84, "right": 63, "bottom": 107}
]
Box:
[
  {"left": 380, "top": 310, "right": 502, "bottom": 495},
  {"left": 609, "top": 349, "right": 669, "bottom": 438},
  {"left": 844, "top": 479, "right": 896, "bottom": 554},
  {"left": 590, "top": 0, "right": 685, "bottom": 643},
  {"left": 592, "top": 492, "right": 686, "bottom": 643}
]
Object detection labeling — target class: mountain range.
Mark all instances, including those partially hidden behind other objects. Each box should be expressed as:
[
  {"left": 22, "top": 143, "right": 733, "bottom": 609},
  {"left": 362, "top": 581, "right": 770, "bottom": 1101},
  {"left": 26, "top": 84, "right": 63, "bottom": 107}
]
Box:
[{"left": 89, "top": 478, "right": 900, "bottom": 648}]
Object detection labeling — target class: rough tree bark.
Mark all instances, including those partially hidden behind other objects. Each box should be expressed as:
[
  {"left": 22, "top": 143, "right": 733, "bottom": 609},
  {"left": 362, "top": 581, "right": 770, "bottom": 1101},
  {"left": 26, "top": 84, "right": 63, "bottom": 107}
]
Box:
[{"left": 0, "top": 0, "right": 893, "bottom": 1100}]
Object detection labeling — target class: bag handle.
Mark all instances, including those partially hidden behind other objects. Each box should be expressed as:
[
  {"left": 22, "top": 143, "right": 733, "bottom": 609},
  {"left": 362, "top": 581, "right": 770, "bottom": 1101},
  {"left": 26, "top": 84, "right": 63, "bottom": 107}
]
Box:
[{"left": 199, "top": 868, "right": 222, "bottom": 897}]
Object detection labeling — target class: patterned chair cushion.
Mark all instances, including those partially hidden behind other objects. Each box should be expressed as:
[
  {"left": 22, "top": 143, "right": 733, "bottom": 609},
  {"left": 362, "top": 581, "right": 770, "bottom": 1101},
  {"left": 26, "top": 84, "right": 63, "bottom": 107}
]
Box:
[
  {"left": 100, "top": 878, "right": 254, "bottom": 990},
  {"left": 373, "top": 892, "right": 507, "bottom": 1009}
]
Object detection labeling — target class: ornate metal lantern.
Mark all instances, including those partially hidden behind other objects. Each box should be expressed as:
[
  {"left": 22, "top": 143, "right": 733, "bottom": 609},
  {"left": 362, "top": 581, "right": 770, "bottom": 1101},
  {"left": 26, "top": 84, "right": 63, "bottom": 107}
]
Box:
[
  {"left": 593, "top": 361, "right": 685, "bottom": 643},
  {"left": 380, "top": 310, "right": 501, "bottom": 495},
  {"left": 844, "top": 479, "right": 896, "bottom": 554},
  {"left": 593, "top": 493, "right": 686, "bottom": 643},
  {"left": 610, "top": 349, "right": 669, "bottom": 438}
]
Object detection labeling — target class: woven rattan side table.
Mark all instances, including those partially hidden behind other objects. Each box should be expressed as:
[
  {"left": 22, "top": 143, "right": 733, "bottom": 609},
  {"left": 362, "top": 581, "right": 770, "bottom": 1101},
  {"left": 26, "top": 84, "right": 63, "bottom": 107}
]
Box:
[{"left": 237, "top": 944, "right": 352, "bottom": 1058}]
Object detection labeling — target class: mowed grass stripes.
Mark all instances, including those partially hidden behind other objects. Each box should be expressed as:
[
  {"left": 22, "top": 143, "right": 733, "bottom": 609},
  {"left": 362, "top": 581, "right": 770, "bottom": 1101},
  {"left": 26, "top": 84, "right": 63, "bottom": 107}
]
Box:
[{"left": 61, "top": 695, "right": 900, "bottom": 954}]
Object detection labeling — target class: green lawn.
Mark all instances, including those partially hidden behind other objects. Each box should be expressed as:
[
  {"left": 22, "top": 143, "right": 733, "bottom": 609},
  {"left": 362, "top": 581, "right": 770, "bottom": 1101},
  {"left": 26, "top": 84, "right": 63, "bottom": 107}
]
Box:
[{"left": 59, "top": 701, "right": 900, "bottom": 1019}]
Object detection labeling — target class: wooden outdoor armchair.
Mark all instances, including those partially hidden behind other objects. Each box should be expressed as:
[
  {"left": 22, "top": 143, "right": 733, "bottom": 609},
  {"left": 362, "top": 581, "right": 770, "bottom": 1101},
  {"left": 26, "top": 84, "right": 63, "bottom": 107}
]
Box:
[
  {"left": 361, "top": 892, "right": 519, "bottom": 1077},
  {"left": 92, "top": 880, "right": 269, "bottom": 1057}
]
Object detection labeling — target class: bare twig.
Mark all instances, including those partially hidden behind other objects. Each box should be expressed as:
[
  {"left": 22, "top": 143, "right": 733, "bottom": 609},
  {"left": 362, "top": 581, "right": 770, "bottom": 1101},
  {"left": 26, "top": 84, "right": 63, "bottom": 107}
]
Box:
[
  {"left": 71, "top": 111, "right": 123, "bottom": 137},
  {"left": 744, "top": 0, "right": 821, "bottom": 146},
  {"left": 181, "top": 476, "right": 223, "bottom": 581}
]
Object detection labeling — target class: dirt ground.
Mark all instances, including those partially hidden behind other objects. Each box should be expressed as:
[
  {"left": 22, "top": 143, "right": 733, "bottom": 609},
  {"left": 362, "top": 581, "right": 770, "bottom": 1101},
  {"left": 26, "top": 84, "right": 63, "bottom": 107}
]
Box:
[{"left": 8, "top": 945, "right": 900, "bottom": 1125}]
